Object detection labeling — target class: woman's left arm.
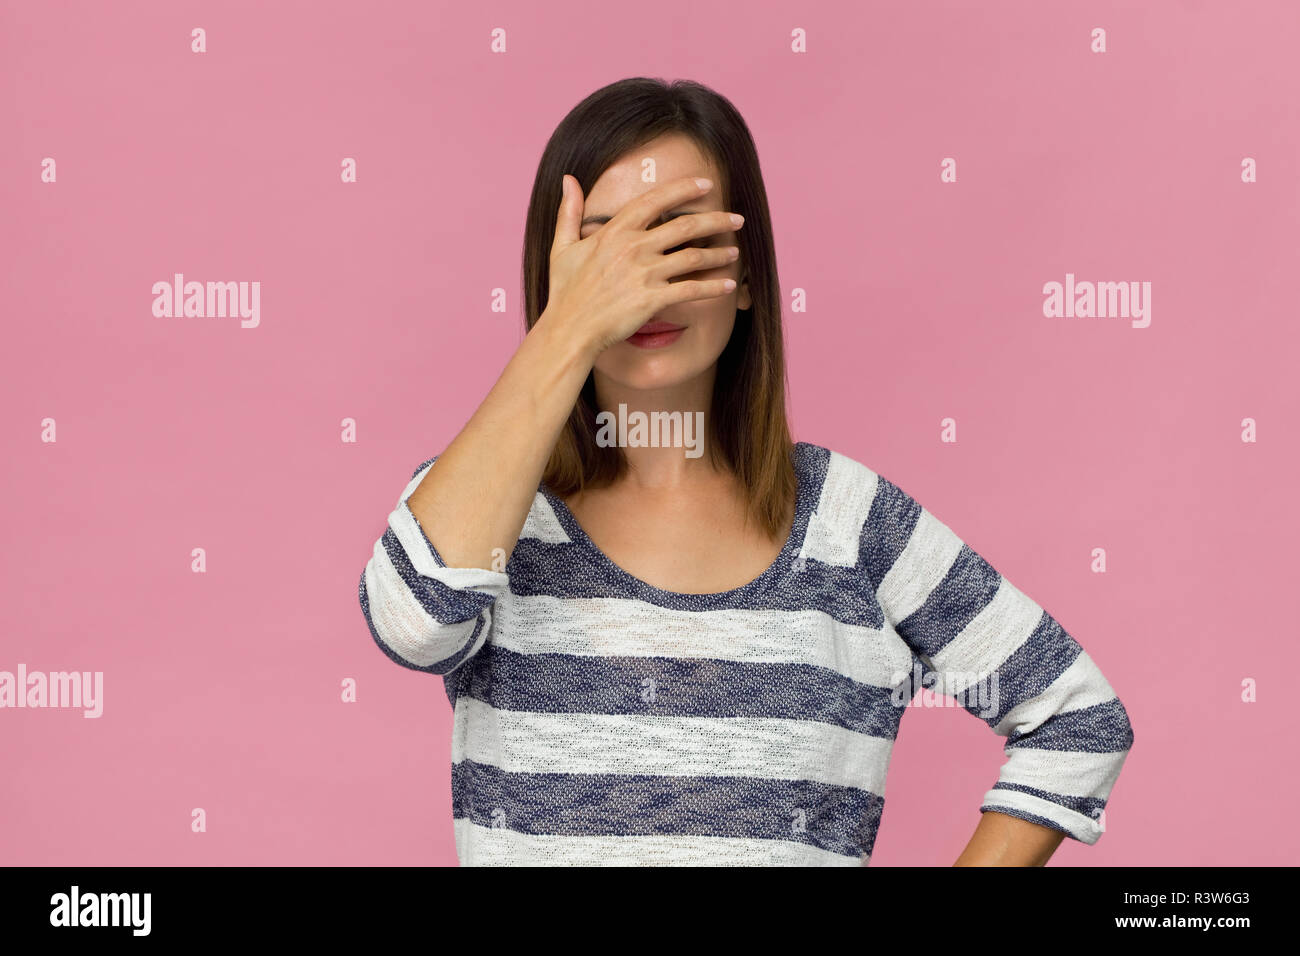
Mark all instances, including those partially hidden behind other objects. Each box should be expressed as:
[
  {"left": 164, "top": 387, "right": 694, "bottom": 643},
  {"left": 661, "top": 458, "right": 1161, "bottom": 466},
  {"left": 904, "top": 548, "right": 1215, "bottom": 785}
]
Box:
[
  {"left": 858, "top": 471, "right": 1135, "bottom": 864},
  {"left": 954, "top": 810, "right": 1066, "bottom": 866}
]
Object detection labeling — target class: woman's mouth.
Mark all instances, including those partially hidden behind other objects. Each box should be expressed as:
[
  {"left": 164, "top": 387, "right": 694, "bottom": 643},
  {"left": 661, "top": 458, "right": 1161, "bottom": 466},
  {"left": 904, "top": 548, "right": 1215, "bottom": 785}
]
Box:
[{"left": 626, "top": 320, "right": 686, "bottom": 349}]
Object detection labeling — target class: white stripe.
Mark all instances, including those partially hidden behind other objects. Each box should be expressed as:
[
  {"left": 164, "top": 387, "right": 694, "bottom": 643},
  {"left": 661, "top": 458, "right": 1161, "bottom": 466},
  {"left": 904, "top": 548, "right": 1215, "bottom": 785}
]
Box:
[
  {"left": 520, "top": 493, "right": 571, "bottom": 544},
  {"left": 452, "top": 818, "right": 864, "bottom": 866},
  {"left": 981, "top": 787, "right": 1103, "bottom": 845},
  {"left": 930, "top": 576, "right": 1044, "bottom": 695},
  {"left": 876, "top": 507, "right": 966, "bottom": 624},
  {"left": 994, "top": 746, "right": 1128, "bottom": 799},
  {"left": 489, "top": 594, "right": 917, "bottom": 690},
  {"left": 452, "top": 697, "right": 895, "bottom": 794},
  {"left": 992, "top": 650, "right": 1119, "bottom": 737},
  {"left": 800, "top": 452, "right": 878, "bottom": 566}
]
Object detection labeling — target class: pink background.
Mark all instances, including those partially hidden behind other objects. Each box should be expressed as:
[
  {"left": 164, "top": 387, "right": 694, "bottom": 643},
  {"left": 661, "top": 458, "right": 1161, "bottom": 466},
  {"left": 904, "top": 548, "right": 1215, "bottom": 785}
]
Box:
[{"left": 2, "top": 0, "right": 1297, "bottom": 866}]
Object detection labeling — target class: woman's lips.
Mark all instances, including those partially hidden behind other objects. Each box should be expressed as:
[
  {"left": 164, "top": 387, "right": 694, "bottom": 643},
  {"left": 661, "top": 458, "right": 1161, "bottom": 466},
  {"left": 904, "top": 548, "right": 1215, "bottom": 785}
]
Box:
[{"left": 626, "top": 320, "right": 685, "bottom": 349}]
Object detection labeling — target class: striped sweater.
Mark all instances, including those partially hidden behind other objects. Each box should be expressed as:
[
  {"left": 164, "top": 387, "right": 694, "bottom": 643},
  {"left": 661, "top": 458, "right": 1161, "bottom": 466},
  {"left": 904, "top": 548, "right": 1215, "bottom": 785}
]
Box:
[{"left": 359, "top": 441, "right": 1133, "bottom": 865}]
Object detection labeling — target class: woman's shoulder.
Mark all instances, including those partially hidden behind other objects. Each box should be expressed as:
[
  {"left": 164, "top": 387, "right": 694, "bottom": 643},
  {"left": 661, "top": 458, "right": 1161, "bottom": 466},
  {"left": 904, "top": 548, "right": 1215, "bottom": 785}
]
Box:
[
  {"left": 790, "top": 441, "right": 926, "bottom": 550},
  {"left": 793, "top": 440, "right": 905, "bottom": 499}
]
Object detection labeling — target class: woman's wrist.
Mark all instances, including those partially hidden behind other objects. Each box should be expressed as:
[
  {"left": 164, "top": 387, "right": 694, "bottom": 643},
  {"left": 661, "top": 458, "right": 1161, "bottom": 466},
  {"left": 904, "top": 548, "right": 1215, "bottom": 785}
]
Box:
[{"left": 534, "top": 305, "right": 602, "bottom": 371}]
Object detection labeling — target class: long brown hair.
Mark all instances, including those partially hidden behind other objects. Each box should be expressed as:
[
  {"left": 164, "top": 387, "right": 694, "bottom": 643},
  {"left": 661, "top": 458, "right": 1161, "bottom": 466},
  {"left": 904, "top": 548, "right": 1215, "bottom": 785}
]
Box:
[{"left": 522, "top": 77, "right": 795, "bottom": 539}]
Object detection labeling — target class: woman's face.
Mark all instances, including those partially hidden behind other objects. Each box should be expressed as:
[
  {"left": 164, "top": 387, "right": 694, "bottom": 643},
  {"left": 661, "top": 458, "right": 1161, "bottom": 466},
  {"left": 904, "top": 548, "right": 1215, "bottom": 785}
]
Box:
[{"left": 579, "top": 132, "right": 751, "bottom": 393}]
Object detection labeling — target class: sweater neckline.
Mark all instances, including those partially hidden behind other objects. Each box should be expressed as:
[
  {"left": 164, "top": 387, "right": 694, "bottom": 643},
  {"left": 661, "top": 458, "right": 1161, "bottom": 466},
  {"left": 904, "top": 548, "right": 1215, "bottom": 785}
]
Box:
[{"left": 538, "top": 441, "right": 816, "bottom": 606}]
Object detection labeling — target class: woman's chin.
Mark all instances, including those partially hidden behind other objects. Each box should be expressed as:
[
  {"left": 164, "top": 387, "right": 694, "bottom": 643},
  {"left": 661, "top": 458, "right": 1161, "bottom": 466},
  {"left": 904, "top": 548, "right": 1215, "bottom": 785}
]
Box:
[{"left": 597, "top": 346, "right": 718, "bottom": 387}]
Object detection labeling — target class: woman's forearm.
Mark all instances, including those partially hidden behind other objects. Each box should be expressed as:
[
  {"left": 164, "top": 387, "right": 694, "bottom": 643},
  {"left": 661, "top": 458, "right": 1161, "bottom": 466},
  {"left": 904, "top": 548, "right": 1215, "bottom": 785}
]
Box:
[
  {"left": 405, "top": 307, "right": 597, "bottom": 571},
  {"left": 953, "top": 811, "right": 1066, "bottom": 866}
]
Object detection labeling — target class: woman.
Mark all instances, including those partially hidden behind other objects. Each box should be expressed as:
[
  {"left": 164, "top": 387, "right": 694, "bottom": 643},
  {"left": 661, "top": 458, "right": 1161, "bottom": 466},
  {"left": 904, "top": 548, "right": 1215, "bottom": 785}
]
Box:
[{"left": 359, "top": 77, "right": 1134, "bottom": 866}]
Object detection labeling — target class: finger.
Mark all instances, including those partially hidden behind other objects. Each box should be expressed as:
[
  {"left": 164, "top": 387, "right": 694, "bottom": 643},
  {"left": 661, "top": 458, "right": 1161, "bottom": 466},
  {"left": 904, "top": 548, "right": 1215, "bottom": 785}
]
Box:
[
  {"left": 644, "top": 210, "right": 742, "bottom": 254},
  {"left": 550, "top": 174, "right": 582, "bottom": 255},
  {"left": 650, "top": 244, "right": 740, "bottom": 281},
  {"left": 611, "top": 175, "right": 716, "bottom": 233},
  {"left": 658, "top": 276, "right": 737, "bottom": 309}
]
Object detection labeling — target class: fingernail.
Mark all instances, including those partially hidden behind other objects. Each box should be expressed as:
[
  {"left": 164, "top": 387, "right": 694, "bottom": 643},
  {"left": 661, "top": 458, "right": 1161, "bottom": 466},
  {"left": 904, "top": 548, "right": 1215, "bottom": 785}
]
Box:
[
  {"left": 730, "top": 214, "right": 744, "bottom": 227},
  {"left": 695, "top": 177, "right": 713, "bottom": 190}
]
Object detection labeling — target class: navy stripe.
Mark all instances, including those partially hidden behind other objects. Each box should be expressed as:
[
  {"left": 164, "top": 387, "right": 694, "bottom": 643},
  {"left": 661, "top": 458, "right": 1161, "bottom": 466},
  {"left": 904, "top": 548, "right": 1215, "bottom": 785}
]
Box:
[
  {"left": 966, "top": 612, "right": 1082, "bottom": 726},
  {"left": 858, "top": 475, "right": 923, "bottom": 593},
  {"left": 457, "top": 644, "right": 906, "bottom": 739},
  {"left": 979, "top": 805, "right": 1078, "bottom": 837},
  {"left": 893, "top": 543, "right": 1002, "bottom": 658},
  {"left": 1005, "top": 697, "right": 1135, "bottom": 753},
  {"left": 442, "top": 664, "right": 465, "bottom": 709},
  {"left": 451, "top": 758, "right": 882, "bottom": 858},
  {"left": 987, "top": 782, "right": 1108, "bottom": 819}
]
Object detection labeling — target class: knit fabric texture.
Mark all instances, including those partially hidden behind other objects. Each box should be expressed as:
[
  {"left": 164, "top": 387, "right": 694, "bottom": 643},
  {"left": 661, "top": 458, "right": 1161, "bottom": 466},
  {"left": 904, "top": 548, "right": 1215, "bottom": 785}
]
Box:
[{"left": 359, "top": 441, "right": 1133, "bottom": 865}]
